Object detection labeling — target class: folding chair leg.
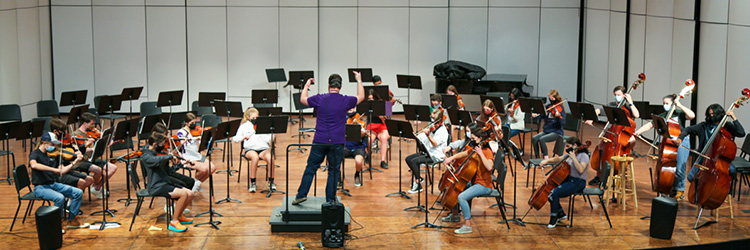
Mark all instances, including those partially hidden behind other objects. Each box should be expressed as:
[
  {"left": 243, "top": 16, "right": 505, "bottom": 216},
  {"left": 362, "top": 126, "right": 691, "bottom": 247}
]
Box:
[
  {"left": 587, "top": 195, "right": 594, "bottom": 209},
  {"left": 149, "top": 196, "right": 155, "bottom": 208},
  {"left": 496, "top": 196, "right": 510, "bottom": 229},
  {"left": 569, "top": 195, "right": 575, "bottom": 227},
  {"left": 10, "top": 201, "right": 22, "bottom": 231},
  {"left": 22, "top": 200, "right": 33, "bottom": 223},
  {"left": 600, "top": 195, "right": 613, "bottom": 228},
  {"left": 129, "top": 197, "right": 144, "bottom": 231}
]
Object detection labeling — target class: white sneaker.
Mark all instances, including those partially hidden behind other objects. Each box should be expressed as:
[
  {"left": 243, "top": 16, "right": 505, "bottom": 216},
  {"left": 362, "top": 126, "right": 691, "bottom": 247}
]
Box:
[
  {"left": 192, "top": 180, "right": 202, "bottom": 193},
  {"left": 407, "top": 182, "right": 423, "bottom": 194},
  {"left": 91, "top": 187, "right": 104, "bottom": 199},
  {"left": 454, "top": 225, "right": 473, "bottom": 234},
  {"left": 269, "top": 183, "right": 277, "bottom": 191},
  {"left": 249, "top": 183, "right": 257, "bottom": 193}
]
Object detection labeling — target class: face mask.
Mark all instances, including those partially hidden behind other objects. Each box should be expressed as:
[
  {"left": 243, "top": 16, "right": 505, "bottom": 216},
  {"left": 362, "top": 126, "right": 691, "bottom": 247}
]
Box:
[
  {"left": 189, "top": 123, "right": 197, "bottom": 130},
  {"left": 250, "top": 119, "right": 257, "bottom": 124},
  {"left": 614, "top": 95, "right": 624, "bottom": 103},
  {"left": 465, "top": 131, "right": 471, "bottom": 138},
  {"left": 347, "top": 112, "right": 356, "bottom": 117},
  {"left": 46, "top": 145, "right": 57, "bottom": 152},
  {"left": 154, "top": 145, "right": 165, "bottom": 152},
  {"left": 432, "top": 104, "right": 441, "bottom": 109},
  {"left": 706, "top": 115, "right": 721, "bottom": 123},
  {"left": 484, "top": 110, "right": 492, "bottom": 115},
  {"left": 663, "top": 104, "right": 672, "bottom": 112},
  {"left": 469, "top": 139, "right": 479, "bottom": 148}
]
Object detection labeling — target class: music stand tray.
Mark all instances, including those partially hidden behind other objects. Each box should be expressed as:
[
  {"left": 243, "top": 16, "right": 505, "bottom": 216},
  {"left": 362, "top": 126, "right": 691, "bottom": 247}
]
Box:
[
  {"left": 97, "top": 95, "right": 123, "bottom": 114},
  {"left": 602, "top": 106, "right": 632, "bottom": 127},
  {"left": 357, "top": 100, "right": 386, "bottom": 118},
  {"left": 568, "top": 102, "right": 599, "bottom": 121},
  {"left": 287, "top": 71, "right": 314, "bottom": 89},
  {"left": 157, "top": 90, "right": 184, "bottom": 107},
  {"left": 441, "top": 94, "right": 459, "bottom": 110},
  {"left": 347, "top": 68, "right": 373, "bottom": 82},
  {"left": 60, "top": 90, "right": 87, "bottom": 107},
  {"left": 403, "top": 105, "right": 431, "bottom": 122},
  {"left": 266, "top": 68, "right": 287, "bottom": 83},
  {"left": 139, "top": 114, "right": 161, "bottom": 136},
  {"left": 447, "top": 109, "right": 473, "bottom": 127},
  {"left": 256, "top": 107, "right": 283, "bottom": 116},
  {"left": 480, "top": 95, "right": 505, "bottom": 116},
  {"left": 198, "top": 92, "right": 226, "bottom": 107},
  {"left": 251, "top": 89, "right": 279, "bottom": 105},
  {"left": 518, "top": 98, "right": 546, "bottom": 115},
  {"left": 363, "top": 86, "right": 390, "bottom": 102},
  {"left": 396, "top": 75, "right": 422, "bottom": 90},
  {"left": 160, "top": 112, "right": 188, "bottom": 130},
  {"left": 67, "top": 105, "right": 90, "bottom": 125},
  {"left": 213, "top": 101, "right": 244, "bottom": 118}
]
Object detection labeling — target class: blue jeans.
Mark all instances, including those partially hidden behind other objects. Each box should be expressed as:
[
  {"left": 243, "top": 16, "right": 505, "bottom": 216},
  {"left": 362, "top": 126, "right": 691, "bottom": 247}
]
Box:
[
  {"left": 34, "top": 182, "right": 83, "bottom": 221},
  {"left": 509, "top": 129, "right": 521, "bottom": 138},
  {"left": 458, "top": 183, "right": 492, "bottom": 220},
  {"left": 296, "top": 143, "right": 344, "bottom": 203},
  {"left": 675, "top": 137, "right": 691, "bottom": 191},
  {"left": 548, "top": 177, "right": 585, "bottom": 217}
]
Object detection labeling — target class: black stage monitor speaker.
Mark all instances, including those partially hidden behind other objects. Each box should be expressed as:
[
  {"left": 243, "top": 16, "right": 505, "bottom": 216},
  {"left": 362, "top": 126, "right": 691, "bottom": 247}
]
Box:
[
  {"left": 36, "top": 206, "right": 63, "bottom": 250},
  {"left": 649, "top": 196, "right": 678, "bottom": 239},
  {"left": 322, "top": 202, "right": 345, "bottom": 248}
]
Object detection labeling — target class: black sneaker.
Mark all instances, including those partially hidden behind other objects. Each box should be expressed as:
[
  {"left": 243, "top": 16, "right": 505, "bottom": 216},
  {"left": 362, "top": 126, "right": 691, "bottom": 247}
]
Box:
[
  {"left": 381, "top": 161, "right": 389, "bottom": 169},
  {"left": 588, "top": 176, "right": 601, "bottom": 186},
  {"left": 547, "top": 216, "right": 558, "bottom": 228}
]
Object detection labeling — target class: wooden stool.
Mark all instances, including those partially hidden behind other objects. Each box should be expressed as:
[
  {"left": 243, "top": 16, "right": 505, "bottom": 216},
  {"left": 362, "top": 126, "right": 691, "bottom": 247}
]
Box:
[
  {"left": 696, "top": 195, "right": 734, "bottom": 222},
  {"left": 606, "top": 156, "right": 637, "bottom": 211}
]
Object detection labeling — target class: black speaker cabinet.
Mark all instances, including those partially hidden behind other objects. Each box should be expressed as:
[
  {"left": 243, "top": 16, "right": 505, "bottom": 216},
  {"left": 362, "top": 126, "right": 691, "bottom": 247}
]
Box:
[
  {"left": 321, "top": 202, "right": 345, "bottom": 248},
  {"left": 649, "top": 196, "right": 678, "bottom": 239},
  {"left": 36, "top": 206, "right": 63, "bottom": 250}
]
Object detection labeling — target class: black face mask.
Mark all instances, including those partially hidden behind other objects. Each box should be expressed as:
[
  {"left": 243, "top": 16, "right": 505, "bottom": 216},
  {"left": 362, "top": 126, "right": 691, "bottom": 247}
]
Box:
[
  {"left": 250, "top": 119, "right": 257, "bottom": 124},
  {"left": 154, "top": 145, "right": 165, "bottom": 152},
  {"left": 189, "top": 123, "right": 197, "bottom": 130},
  {"left": 347, "top": 112, "right": 356, "bottom": 117},
  {"left": 469, "top": 139, "right": 479, "bottom": 148},
  {"left": 706, "top": 115, "right": 722, "bottom": 124},
  {"left": 566, "top": 147, "right": 575, "bottom": 154}
]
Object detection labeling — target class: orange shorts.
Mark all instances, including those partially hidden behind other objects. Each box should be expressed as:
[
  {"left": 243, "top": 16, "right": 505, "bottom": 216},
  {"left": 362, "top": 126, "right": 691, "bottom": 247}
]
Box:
[{"left": 367, "top": 123, "right": 388, "bottom": 134}]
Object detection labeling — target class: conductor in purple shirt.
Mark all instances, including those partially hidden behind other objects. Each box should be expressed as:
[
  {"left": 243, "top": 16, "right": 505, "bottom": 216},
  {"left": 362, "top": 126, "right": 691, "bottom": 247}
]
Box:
[{"left": 292, "top": 71, "right": 365, "bottom": 204}]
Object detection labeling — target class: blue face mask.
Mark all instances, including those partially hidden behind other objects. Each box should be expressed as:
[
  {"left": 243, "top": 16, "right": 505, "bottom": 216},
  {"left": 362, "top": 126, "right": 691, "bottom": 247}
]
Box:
[
  {"left": 47, "top": 145, "right": 56, "bottom": 152},
  {"left": 614, "top": 95, "right": 624, "bottom": 103}
]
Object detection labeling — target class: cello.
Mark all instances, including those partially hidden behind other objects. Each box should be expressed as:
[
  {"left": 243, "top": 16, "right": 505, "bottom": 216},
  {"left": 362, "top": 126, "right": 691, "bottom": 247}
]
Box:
[
  {"left": 590, "top": 73, "right": 645, "bottom": 173},
  {"left": 688, "top": 89, "right": 750, "bottom": 211},
  {"left": 440, "top": 138, "right": 492, "bottom": 210},
  {"left": 652, "top": 80, "right": 695, "bottom": 194},
  {"left": 528, "top": 141, "right": 591, "bottom": 210}
]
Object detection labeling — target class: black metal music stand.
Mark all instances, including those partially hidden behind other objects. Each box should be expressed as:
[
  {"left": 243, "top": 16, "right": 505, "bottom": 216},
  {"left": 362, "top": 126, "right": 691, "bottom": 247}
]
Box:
[
  {"left": 1, "top": 122, "right": 20, "bottom": 184},
  {"left": 213, "top": 119, "right": 241, "bottom": 204},
  {"left": 13, "top": 120, "right": 45, "bottom": 153},
  {"left": 252, "top": 89, "right": 279, "bottom": 107},
  {"left": 97, "top": 94, "right": 124, "bottom": 129},
  {"left": 59, "top": 90, "right": 87, "bottom": 107},
  {"left": 90, "top": 131, "right": 120, "bottom": 230},
  {"left": 198, "top": 92, "right": 226, "bottom": 107},
  {"left": 255, "top": 116, "right": 288, "bottom": 198},
  {"left": 256, "top": 107, "right": 283, "bottom": 116},
  {"left": 66, "top": 105, "right": 90, "bottom": 126},
  {"left": 120, "top": 87, "right": 143, "bottom": 120},
  {"left": 364, "top": 85, "right": 390, "bottom": 101},
  {"left": 441, "top": 94, "right": 459, "bottom": 110},
  {"left": 113, "top": 118, "right": 140, "bottom": 206},
  {"left": 568, "top": 102, "right": 599, "bottom": 140},
  {"left": 347, "top": 68, "right": 373, "bottom": 82},
  {"left": 156, "top": 90, "right": 184, "bottom": 136},
  {"left": 159, "top": 112, "right": 188, "bottom": 130},
  {"left": 357, "top": 100, "right": 386, "bottom": 175},
  {"left": 265, "top": 68, "right": 286, "bottom": 114},
  {"left": 447, "top": 109, "right": 473, "bottom": 141},
  {"left": 481, "top": 95, "right": 506, "bottom": 116},
  {"left": 341, "top": 124, "right": 363, "bottom": 197},
  {"left": 384, "top": 119, "right": 414, "bottom": 200},
  {"left": 285, "top": 70, "right": 314, "bottom": 125},
  {"left": 518, "top": 98, "right": 546, "bottom": 115},
  {"left": 397, "top": 74, "right": 421, "bottom": 105},
  {"left": 195, "top": 127, "right": 222, "bottom": 229},
  {"left": 291, "top": 92, "right": 313, "bottom": 143},
  {"left": 212, "top": 101, "right": 243, "bottom": 176}
]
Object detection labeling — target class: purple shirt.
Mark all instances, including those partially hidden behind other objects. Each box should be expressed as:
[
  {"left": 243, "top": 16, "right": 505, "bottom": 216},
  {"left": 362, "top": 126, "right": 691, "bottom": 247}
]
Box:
[
  {"left": 566, "top": 152, "right": 589, "bottom": 181},
  {"left": 308, "top": 93, "right": 358, "bottom": 144}
]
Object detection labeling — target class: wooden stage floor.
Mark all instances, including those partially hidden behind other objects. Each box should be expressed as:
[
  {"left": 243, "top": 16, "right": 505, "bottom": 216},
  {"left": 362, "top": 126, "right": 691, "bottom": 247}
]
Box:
[{"left": 1, "top": 114, "right": 749, "bottom": 249}]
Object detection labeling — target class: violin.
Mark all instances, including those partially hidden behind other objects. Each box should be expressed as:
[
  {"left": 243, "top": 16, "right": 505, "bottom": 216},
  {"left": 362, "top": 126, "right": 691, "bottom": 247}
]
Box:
[
  {"left": 687, "top": 89, "right": 750, "bottom": 209},
  {"left": 440, "top": 138, "right": 493, "bottom": 210},
  {"left": 652, "top": 80, "right": 695, "bottom": 194},
  {"left": 590, "top": 73, "right": 645, "bottom": 173},
  {"left": 528, "top": 140, "right": 591, "bottom": 210},
  {"left": 190, "top": 125, "right": 212, "bottom": 137},
  {"left": 456, "top": 94, "right": 465, "bottom": 110},
  {"left": 110, "top": 150, "right": 143, "bottom": 163},
  {"left": 347, "top": 113, "right": 366, "bottom": 127},
  {"left": 482, "top": 112, "right": 504, "bottom": 142},
  {"left": 505, "top": 100, "right": 519, "bottom": 117},
  {"left": 47, "top": 146, "right": 78, "bottom": 161},
  {"left": 546, "top": 99, "right": 567, "bottom": 117},
  {"left": 87, "top": 127, "right": 101, "bottom": 139}
]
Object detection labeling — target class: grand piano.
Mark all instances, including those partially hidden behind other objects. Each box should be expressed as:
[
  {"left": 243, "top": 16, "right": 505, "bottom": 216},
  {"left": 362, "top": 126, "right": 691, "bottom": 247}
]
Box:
[{"left": 436, "top": 73, "right": 533, "bottom": 97}]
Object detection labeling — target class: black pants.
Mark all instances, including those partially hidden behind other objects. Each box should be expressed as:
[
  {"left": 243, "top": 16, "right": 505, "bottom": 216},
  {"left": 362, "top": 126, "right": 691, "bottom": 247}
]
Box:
[
  {"left": 168, "top": 171, "right": 195, "bottom": 189},
  {"left": 405, "top": 153, "right": 433, "bottom": 181}
]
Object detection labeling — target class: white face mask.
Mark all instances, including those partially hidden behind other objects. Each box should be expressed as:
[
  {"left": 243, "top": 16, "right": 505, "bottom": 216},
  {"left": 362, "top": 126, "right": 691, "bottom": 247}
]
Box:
[
  {"left": 465, "top": 131, "right": 471, "bottom": 138},
  {"left": 614, "top": 95, "right": 624, "bottom": 103},
  {"left": 663, "top": 104, "right": 672, "bottom": 112}
]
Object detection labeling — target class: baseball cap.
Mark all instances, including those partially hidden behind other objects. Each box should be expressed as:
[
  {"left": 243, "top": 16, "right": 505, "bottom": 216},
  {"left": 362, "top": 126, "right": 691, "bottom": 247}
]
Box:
[{"left": 41, "top": 132, "right": 61, "bottom": 145}]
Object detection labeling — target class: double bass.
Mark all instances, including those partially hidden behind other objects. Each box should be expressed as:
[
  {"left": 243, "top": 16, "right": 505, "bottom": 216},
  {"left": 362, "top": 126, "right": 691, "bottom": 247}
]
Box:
[
  {"left": 528, "top": 141, "right": 591, "bottom": 210},
  {"left": 652, "top": 80, "right": 695, "bottom": 194},
  {"left": 590, "top": 73, "right": 645, "bottom": 173},
  {"left": 688, "top": 89, "right": 750, "bottom": 210}
]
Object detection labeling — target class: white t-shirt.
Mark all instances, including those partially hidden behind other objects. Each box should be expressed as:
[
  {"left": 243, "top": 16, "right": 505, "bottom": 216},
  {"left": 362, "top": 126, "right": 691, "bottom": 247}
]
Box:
[
  {"left": 232, "top": 121, "right": 272, "bottom": 151},
  {"left": 417, "top": 125, "right": 449, "bottom": 161},
  {"left": 176, "top": 128, "right": 202, "bottom": 161}
]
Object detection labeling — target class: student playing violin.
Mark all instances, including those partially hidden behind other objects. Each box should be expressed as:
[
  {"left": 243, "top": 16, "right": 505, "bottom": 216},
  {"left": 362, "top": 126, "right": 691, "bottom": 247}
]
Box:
[{"left": 531, "top": 89, "right": 566, "bottom": 159}]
